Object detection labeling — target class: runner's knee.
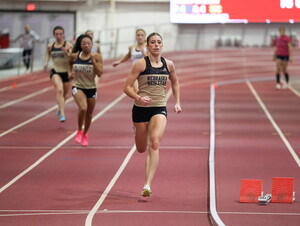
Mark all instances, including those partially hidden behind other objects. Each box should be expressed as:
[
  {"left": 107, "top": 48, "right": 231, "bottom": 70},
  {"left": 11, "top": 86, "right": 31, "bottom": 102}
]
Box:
[
  {"left": 56, "top": 88, "right": 63, "bottom": 95},
  {"left": 149, "top": 137, "right": 160, "bottom": 151}
]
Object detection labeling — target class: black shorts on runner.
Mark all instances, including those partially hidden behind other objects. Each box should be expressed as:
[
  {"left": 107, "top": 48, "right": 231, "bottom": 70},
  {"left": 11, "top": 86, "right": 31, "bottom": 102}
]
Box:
[
  {"left": 50, "top": 69, "right": 70, "bottom": 83},
  {"left": 132, "top": 105, "right": 167, "bottom": 123},
  {"left": 72, "top": 86, "right": 97, "bottom": 98},
  {"left": 276, "top": 55, "right": 289, "bottom": 61}
]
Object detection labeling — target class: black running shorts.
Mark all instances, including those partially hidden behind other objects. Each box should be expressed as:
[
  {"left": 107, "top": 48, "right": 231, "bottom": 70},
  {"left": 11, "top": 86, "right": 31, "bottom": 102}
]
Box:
[
  {"left": 50, "top": 69, "right": 70, "bottom": 83},
  {"left": 276, "top": 55, "right": 289, "bottom": 61},
  {"left": 72, "top": 86, "right": 97, "bottom": 98},
  {"left": 132, "top": 105, "right": 167, "bottom": 123}
]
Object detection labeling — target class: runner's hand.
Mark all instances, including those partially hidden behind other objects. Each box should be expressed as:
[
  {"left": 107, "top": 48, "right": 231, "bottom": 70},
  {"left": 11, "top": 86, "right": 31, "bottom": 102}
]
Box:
[
  {"left": 139, "top": 96, "right": 152, "bottom": 106},
  {"left": 174, "top": 104, "right": 182, "bottom": 114}
]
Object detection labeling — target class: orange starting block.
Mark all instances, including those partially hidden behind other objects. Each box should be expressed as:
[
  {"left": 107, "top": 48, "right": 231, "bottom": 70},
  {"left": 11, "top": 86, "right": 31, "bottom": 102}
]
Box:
[
  {"left": 271, "top": 177, "right": 295, "bottom": 203},
  {"left": 240, "top": 179, "right": 263, "bottom": 203}
]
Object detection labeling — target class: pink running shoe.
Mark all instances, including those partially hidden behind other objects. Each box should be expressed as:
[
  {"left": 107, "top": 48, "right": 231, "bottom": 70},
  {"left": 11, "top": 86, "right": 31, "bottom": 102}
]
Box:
[
  {"left": 75, "top": 130, "right": 83, "bottom": 144},
  {"left": 81, "top": 133, "right": 88, "bottom": 146}
]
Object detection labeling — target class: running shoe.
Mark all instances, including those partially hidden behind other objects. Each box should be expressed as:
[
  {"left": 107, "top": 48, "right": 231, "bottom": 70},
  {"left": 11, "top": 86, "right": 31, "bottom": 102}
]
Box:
[
  {"left": 59, "top": 115, "right": 66, "bottom": 122},
  {"left": 141, "top": 184, "right": 152, "bottom": 197},
  {"left": 75, "top": 130, "right": 83, "bottom": 143},
  {"left": 56, "top": 109, "right": 60, "bottom": 116},
  {"left": 275, "top": 84, "right": 281, "bottom": 90},
  {"left": 282, "top": 83, "right": 289, "bottom": 89},
  {"left": 81, "top": 133, "right": 88, "bottom": 146}
]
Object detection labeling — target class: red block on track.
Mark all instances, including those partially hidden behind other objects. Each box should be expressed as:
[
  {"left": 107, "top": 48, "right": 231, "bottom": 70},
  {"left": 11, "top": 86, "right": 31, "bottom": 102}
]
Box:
[
  {"left": 271, "top": 177, "right": 294, "bottom": 203},
  {"left": 240, "top": 179, "right": 263, "bottom": 203}
]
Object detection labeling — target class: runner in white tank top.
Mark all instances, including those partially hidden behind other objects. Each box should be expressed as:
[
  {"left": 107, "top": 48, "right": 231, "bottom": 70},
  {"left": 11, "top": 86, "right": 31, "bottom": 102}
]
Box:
[
  {"left": 131, "top": 45, "right": 147, "bottom": 65},
  {"left": 112, "top": 29, "right": 147, "bottom": 91}
]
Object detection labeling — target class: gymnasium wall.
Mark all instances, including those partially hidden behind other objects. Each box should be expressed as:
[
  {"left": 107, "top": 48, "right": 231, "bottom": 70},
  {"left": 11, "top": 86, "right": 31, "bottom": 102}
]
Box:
[{"left": 0, "top": 0, "right": 299, "bottom": 61}]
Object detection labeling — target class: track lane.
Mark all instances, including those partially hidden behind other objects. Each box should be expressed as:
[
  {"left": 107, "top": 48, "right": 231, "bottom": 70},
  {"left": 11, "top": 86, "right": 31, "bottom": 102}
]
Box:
[
  {"left": 214, "top": 81, "right": 300, "bottom": 225},
  {"left": 88, "top": 81, "right": 211, "bottom": 226},
  {"left": 0, "top": 66, "right": 129, "bottom": 189},
  {"left": 250, "top": 80, "right": 300, "bottom": 159},
  {"left": 0, "top": 87, "right": 134, "bottom": 226}
]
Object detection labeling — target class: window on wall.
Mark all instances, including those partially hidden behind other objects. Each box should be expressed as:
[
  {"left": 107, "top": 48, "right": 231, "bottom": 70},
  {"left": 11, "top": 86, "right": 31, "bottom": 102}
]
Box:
[{"left": 170, "top": 0, "right": 300, "bottom": 24}]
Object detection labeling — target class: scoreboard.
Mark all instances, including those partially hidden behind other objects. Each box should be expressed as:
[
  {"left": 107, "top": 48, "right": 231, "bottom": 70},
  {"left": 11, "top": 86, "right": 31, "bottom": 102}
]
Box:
[{"left": 170, "top": 0, "right": 300, "bottom": 23}]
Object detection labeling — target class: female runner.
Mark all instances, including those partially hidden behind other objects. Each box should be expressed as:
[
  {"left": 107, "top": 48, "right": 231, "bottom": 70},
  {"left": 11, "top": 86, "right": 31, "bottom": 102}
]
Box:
[
  {"left": 44, "top": 26, "right": 73, "bottom": 122},
  {"left": 69, "top": 34, "right": 103, "bottom": 146},
  {"left": 123, "top": 32, "right": 182, "bottom": 197},
  {"left": 113, "top": 29, "right": 147, "bottom": 91}
]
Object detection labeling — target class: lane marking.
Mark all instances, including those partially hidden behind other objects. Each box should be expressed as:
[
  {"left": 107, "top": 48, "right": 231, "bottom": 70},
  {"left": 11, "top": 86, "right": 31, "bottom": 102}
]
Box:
[
  {"left": 98, "top": 78, "right": 126, "bottom": 87},
  {"left": 0, "top": 209, "right": 208, "bottom": 213},
  {"left": 0, "top": 98, "right": 72, "bottom": 138},
  {"left": 0, "top": 87, "right": 53, "bottom": 109},
  {"left": 0, "top": 146, "right": 208, "bottom": 150},
  {"left": 246, "top": 80, "right": 300, "bottom": 168},
  {"left": 0, "top": 210, "right": 209, "bottom": 217},
  {"left": 209, "top": 84, "right": 226, "bottom": 226},
  {"left": 209, "top": 76, "right": 300, "bottom": 226},
  {"left": 289, "top": 85, "right": 300, "bottom": 97},
  {"left": 85, "top": 89, "right": 173, "bottom": 226},
  {"left": 1, "top": 209, "right": 300, "bottom": 217},
  {"left": 0, "top": 78, "right": 125, "bottom": 110},
  {"left": 0, "top": 77, "right": 49, "bottom": 93},
  {"left": 85, "top": 145, "right": 137, "bottom": 226},
  {"left": 219, "top": 211, "right": 300, "bottom": 216},
  {"left": 0, "top": 93, "right": 126, "bottom": 193},
  {"left": 0, "top": 79, "right": 125, "bottom": 138}
]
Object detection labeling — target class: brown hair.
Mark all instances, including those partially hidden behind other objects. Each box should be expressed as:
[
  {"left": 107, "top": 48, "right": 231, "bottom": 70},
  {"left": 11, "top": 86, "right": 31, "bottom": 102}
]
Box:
[
  {"left": 146, "top": 32, "right": 162, "bottom": 45},
  {"left": 136, "top": 28, "right": 146, "bottom": 35},
  {"left": 53, "top": 26, "right": 64, "bottom": 35}
]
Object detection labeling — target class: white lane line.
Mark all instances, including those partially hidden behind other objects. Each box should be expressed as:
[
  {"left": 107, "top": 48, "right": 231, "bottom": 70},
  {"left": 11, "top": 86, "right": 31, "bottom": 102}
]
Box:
[
  {"left": 85, "top": 89, "right": 173, "bottom": 226},
  {"left": 0, "top": 77, "right": 124, "bottom": 110},
  {"left": 0, "top": 79, "right": 125, "bottom": 138},
  {"left": 1, "top": 209, "right": 300, "bottom": 217},
  {"left": 98, "top": 78, "right": 126, "bottom": 87},
  {"left": 0, "top": 93, "right": 126, "bottom": 193},
  {"left": 209, "top": 84, "right": 226, "bottom": 226},
  {"left": 0, "top": 77, "right": 49, "bottom": 92},
  {"left": 219, "top": 211, "right": 300, "bottom": 216},
  {"left": 0, "top": 97, "right": 72, "bottom": 138},
  {"left": 85, "top": 145, "right": 137, "bottom": 226},
  {"left": 0, "top": 132, "right": 76, "bottom": 193},
  {"left": 0, "top": 86, "right": 53, "bottom": 109},
  {"left": 0, "top": 210, "right": 209, "bottom": 217},
  {"left": 0, "top": 209, "right": 206, "bottom": 213},
  {"left": 0, "top": 211, "right": 89, "bottom": 217},
  {"left": 289, "top": 85, "right": 300, "bottom": 98},
  {"left": 0, "top": 146, "right": 208, "bottom": 150},
  {"left": 246, "top": 80, "right": 300, "bottom": 167}
]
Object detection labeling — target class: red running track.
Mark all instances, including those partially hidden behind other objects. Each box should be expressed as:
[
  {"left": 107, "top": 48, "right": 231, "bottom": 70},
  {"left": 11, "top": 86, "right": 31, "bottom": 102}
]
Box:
[{"left": 0, "top": 48, "right": 300, "bottom": 226}]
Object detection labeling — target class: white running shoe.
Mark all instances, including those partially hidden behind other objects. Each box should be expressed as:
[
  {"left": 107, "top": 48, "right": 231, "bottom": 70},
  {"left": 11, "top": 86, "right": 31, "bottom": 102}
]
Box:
[
  {"left": 141, "top": 184, "right": 152, "bottom": 197},
  {"left": 276, "top": 84, "right": 281, "bottom": 90},
  {"left": 282, "top": 83, "right": 288, "bottom": 89}
]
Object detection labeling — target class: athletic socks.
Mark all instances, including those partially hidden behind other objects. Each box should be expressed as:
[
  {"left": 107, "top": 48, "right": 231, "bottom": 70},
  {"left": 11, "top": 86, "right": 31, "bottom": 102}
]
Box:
[
  {"left": 285, "top": 73, "right": 289, "bottom": 83},
  {"left": 276, "top": 73, "right": 280, "bottom": 84}
]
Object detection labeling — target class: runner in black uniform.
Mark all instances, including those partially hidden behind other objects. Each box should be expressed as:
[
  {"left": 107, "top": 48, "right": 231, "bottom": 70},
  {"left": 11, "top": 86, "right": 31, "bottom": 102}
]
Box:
[
  {"left": 44, "top": 26, "right": 73, "bottom": 122},
  {"left": 85, "top": 30, "right": 101, "bottom": 86},
  {"left": 124, "top": 32, "right": 182, "bottom": 197},
  {"left": 69, "top": 34, "right": 103, "bottom": 146}
]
